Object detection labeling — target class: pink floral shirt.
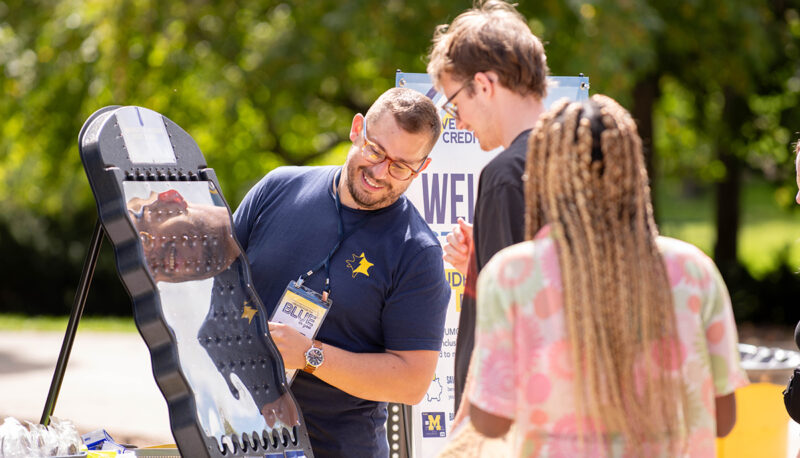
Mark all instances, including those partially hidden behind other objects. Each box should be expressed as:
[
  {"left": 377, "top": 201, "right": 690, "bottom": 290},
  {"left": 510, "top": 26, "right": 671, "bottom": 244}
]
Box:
[{"left": 468, "top": 226, "right": 749, "bottom": 457}]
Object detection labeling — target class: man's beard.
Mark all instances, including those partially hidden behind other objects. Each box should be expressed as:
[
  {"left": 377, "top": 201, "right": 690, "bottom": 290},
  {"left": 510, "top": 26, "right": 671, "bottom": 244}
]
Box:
[{"left": 345, "top": 163, "right": 402, "bottom": 210}]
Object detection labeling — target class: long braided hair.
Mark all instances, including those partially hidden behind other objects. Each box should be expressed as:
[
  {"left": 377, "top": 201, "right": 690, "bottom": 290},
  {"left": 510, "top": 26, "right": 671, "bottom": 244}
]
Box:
[{"left": 524, "top": 95, "right": 687, "bottom": 452}]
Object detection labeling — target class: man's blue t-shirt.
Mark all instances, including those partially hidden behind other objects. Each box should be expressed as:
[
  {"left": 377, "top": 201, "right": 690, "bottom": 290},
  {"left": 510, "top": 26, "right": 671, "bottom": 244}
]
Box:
[{"left": 233, "top": 166, "right": 451, "bottom": 457}]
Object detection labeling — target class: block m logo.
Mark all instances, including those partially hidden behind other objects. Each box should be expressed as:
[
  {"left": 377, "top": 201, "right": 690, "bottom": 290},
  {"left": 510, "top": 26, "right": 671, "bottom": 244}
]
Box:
[
  {"left": 427, "top": 414, "right": 441, "bottom": 431},
  {"left": 421, "top": 411, "right": 447, "bottom": 438}
]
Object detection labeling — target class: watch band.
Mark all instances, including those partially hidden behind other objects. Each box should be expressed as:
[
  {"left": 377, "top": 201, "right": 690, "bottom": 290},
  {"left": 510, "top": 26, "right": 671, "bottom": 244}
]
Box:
[{"left": 303, "top": 340, "right": 324, "bottom": 374}]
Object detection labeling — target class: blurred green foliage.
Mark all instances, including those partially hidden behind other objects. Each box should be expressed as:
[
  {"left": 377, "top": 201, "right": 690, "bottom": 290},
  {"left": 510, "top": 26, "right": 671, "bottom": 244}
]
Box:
[
  {"left": 657, "top": 176, "right": 800, "bottom": 277},
  {"left": 1, "top": 0, "right": 799, "bottom": 323}
]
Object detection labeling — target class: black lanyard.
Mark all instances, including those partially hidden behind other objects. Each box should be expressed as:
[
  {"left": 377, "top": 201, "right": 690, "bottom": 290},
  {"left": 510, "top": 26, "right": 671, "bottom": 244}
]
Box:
[{"left": 296, "top": 169, "right": 369, "bottom": 297}]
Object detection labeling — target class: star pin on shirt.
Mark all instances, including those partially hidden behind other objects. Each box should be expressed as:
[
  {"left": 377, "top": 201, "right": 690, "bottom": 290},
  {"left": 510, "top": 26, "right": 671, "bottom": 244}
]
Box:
[{"left": 346, "top": 252, "right": 374, "bottom": 278}]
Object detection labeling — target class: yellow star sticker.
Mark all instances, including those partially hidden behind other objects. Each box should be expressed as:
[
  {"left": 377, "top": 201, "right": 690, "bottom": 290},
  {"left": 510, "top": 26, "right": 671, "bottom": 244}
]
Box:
[
  {"left": 355, "top": 253, "right": 373, "bottom": 277},
  {"left": 241, "top": 304, "right": 257, "bottom": 324}
]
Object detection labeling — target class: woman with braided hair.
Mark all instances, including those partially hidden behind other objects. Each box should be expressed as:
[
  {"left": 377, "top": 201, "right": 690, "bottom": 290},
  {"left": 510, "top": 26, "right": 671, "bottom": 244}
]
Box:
[{"left": 453, "top": 95, "right": 748, "bottom": 457}]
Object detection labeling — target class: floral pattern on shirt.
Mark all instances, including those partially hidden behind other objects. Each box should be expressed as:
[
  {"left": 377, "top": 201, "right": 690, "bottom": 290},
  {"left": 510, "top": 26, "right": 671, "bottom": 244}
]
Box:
[{"left": 468, "top": 227, "right": 748, "bottom": 457}]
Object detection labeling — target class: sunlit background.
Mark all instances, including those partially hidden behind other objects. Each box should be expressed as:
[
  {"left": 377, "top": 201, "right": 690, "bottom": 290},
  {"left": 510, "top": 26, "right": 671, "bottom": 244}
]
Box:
[{"left": 1, "top": 0, "right": 799, "bottom": 325}]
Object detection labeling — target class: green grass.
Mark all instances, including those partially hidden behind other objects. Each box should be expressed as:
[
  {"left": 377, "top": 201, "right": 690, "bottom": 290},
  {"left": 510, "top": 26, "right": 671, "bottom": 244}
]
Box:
[
  {"left": 0, "top": 314, "right": 137, "bottom": 332},
  {"left": 656, "top": 176, "right": 800, "bottom": 278}
]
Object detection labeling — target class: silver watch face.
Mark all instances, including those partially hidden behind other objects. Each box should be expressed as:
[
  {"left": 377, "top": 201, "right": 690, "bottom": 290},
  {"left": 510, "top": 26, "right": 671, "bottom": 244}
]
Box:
[{"left": 305, "top": 347, "right": 324, "bottom": 367}]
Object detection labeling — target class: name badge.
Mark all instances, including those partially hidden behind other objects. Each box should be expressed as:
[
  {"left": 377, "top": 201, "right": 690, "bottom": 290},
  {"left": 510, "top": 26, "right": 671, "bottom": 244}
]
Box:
[{"left": 270, "top": 281, "right": 332, "bottom": 384}]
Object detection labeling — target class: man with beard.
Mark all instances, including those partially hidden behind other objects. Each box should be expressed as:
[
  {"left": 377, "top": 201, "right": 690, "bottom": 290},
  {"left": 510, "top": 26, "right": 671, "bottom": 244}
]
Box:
[
  {"left": 426, "top": 0, "right": 550, "bottom": 417},
  {"left": 233, "top": 87, "right": 450, "bottom": 457}
]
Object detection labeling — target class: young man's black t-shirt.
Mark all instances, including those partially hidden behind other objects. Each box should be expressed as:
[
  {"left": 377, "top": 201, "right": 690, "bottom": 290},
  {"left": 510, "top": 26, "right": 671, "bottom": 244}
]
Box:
[{"left": 453, "top": 129, "right": 533, "bottom": 411}]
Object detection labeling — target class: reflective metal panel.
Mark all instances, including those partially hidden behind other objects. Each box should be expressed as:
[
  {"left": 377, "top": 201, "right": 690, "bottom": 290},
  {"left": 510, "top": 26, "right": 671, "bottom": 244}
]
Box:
[
  {"left": 79, "top": 106, "right": 313, "bottom": 457},
  {"left": 123, "top": 181, "right": 300, "bottom": 447}
]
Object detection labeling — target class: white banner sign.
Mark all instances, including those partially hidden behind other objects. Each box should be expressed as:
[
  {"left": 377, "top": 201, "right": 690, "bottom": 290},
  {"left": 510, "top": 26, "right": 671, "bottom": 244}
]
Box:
[{"left": 396, "top": 71, "right": 589, "bottom": 458}]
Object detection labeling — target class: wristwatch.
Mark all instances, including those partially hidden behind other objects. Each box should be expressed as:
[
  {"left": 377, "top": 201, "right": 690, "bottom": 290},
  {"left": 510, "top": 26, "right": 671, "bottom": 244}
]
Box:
[{"left": 303, "top": 340, "right": 324, "bottom": 374}]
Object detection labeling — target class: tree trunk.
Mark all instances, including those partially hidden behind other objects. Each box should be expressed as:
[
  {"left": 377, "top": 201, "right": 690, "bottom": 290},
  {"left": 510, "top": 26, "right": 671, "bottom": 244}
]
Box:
[
  {"left": 632, "top": 75, "right": 659, "bottom": 220},
  {"left": 713, "top": 89, "right": 747, "bottom": 274},
  {"left": 713, "top": 148, "right": 742, "bottom": 273}
]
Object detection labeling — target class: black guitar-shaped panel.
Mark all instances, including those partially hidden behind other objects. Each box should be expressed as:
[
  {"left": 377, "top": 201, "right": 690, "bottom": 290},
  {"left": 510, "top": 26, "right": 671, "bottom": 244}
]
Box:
[{"left": 79, "top": 106, "right": 313, "bottom": 458}]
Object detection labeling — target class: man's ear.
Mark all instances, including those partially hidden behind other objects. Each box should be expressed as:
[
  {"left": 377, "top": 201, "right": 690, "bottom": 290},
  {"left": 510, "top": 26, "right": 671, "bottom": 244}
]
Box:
[
  {"left": 474, "top": 71, "right": 497, "bottom": 97},
  {"left": 350, "top": 113, "right": 364, "bottom": 143},
  {"left": 412, "top": 158, "right": 432, "bottom": 179}
]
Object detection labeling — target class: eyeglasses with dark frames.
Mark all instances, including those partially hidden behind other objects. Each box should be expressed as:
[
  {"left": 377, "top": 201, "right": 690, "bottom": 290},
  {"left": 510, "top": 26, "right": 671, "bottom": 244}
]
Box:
[{"left": 441, "top": 81, "right": 471, "bottom": 120}]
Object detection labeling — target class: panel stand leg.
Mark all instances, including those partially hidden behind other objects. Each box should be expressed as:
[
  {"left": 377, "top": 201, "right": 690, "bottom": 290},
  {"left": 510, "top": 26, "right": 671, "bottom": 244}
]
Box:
[{"left": 40, "top": 220, "right": 104, "bottom": 426}]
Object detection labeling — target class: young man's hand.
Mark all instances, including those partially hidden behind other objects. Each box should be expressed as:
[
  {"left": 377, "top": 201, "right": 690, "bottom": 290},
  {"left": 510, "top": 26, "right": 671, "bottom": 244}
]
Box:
[{"left": 443, "top": 218, "right": 473, "bottom": 275}]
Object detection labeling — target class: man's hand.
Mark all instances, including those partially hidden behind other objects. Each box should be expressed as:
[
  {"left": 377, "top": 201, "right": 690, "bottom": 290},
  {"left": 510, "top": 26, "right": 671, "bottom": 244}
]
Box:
[
  {"left": 268, "top": 322, "right": 312, "bottom": 370},
  {"left": 268, "top": 321, "right": 439, "bottom": 404},
  {"left": 443, "top": 218, "right": 473, "bottom": 275}
]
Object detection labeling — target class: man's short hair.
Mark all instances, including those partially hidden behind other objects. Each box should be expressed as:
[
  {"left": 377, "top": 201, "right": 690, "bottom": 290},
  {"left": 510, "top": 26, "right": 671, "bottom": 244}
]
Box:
[
  {"left": 427, "top": 0, "right": 549, "bottom": 99},
  {"left": 365, "top": 87, "right": 441, "bottom": 154}
]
